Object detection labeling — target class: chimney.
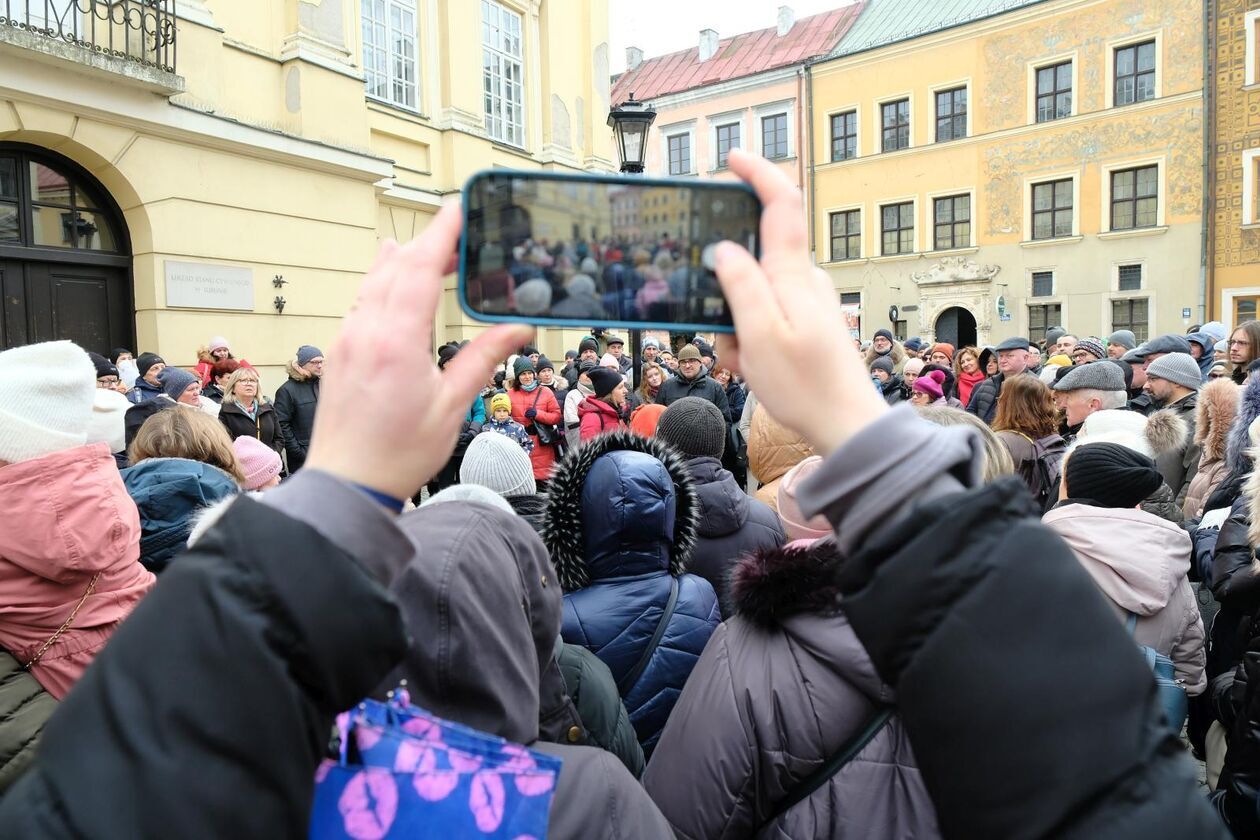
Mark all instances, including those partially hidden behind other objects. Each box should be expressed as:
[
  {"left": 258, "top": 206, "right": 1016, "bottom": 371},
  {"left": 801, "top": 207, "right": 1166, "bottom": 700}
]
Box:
[
  {"left": 699, "top": 28, "right": 719, "bottom": 61},
  {"left": 626, "top": 46, "right": 644, "bottom": 71},
  {"left": 777, "top": 6, "right": 795, "bottom": 37}
]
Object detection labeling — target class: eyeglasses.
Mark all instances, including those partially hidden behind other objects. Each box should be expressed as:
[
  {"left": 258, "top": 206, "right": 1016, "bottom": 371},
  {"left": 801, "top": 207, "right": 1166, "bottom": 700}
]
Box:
[
  {"left": 96, "top": 377, "right": 120, "bottom": 387},
  {"left": 1230, "top": 339, "right": 1250, "bottom": 347}
]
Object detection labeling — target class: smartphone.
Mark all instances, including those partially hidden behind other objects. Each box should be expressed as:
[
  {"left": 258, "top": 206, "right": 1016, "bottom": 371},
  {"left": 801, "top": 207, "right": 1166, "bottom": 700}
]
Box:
[{"left": 458, "top": 169, "right": 760, "bottom": 334}]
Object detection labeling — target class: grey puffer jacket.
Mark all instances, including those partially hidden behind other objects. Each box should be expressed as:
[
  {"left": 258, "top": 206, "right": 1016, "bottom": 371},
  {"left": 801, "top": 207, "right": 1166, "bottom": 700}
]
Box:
[{"left": 644, "top": 539, "right": 939, "bottom": 840}]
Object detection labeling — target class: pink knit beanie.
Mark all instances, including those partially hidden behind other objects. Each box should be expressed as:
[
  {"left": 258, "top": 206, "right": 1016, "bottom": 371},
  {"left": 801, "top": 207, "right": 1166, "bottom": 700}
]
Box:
[
  {"left": 777, "top": 456, "right": 832, "bottom": 542},
  {"left": 232, "top": 435, "right": 282, "bottom": 491},
  {"left": 913, "top": 369, "right": 946, "bottom": 401}
]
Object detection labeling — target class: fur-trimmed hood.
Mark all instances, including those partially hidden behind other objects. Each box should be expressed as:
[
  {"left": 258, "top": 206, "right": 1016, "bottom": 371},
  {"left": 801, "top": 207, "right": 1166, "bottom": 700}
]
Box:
[
  {"left": 1195, "top": 377, "right": 1240, "bottom": 463},
  {"left": 1144, "top": 409, "right": 1191, "bottom": 458},
  {"left": 863, "top": 342, "right": 907, "bottom": 369},
  {"left": 1227, "top": 370, "right": 1260, "bottom": 474},
  {"left": 544, "top": 430, "right": 698, "bottom": 592},
  {"left": 285, "top": 359, "right": 314, "bottom": 382},
  {"left": 730, "top": 539, "right": 845, "bottom": 628},
  {"left": 1067, "top": 408, "right": 1187, "bottom": 460}
]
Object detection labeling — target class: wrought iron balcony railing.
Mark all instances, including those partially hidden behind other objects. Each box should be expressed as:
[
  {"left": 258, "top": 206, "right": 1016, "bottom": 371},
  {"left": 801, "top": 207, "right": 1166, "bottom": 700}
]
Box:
[{"left": 1, "top": 0, "right": 176, "bottom": 75}]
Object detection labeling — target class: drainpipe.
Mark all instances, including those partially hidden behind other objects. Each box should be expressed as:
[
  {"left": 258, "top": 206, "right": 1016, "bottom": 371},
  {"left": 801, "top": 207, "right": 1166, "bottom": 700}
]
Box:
[
  {"left": 1202, "top": 0, "right": 1215, "bottom": 321},
  {"left": 805, "top": 59, "right": 816, "bottom": 262}
]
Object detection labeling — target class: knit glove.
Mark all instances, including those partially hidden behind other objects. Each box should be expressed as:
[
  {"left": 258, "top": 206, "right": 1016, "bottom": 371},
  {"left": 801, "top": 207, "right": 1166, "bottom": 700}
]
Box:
[{"left": 525, "top": 408, "right": 537, "bottom": 420}]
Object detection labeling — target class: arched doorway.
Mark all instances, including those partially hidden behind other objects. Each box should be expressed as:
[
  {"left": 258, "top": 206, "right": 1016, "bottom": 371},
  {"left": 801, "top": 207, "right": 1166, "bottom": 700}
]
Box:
[
  {"left": 934, "top": 306, "right": 977, "bottom": 349},
  {"left": 0, "top": 143, "right": 133, "bottom": 353}
]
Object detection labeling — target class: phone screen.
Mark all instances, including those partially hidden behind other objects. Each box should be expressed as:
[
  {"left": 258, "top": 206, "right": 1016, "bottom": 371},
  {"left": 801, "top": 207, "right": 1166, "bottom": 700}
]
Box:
[{"left": 459, "top": 171, "right": 760, "bottom": 332}]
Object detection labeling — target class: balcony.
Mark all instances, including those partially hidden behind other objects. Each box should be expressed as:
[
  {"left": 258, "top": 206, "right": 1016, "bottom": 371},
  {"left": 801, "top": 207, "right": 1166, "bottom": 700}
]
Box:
[{"left": 1, "top": 0, "right": 182, "bottom": 93}]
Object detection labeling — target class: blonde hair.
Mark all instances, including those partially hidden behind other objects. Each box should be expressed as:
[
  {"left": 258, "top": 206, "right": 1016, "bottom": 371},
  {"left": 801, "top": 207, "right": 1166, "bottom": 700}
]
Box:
[
  {"left": 915, "top": 405, "right": 1015, "bottom": 484},
  {"left": 129, "top": 408, "right": 245, "bottom": 483},
  {"left": 222, "top": 367, "right": 262, "bottom": 403}
]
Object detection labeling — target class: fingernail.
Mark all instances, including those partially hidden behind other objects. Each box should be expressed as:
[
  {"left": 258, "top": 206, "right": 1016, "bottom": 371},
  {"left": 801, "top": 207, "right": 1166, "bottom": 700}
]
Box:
[{"left": 714, "top": 241, "right": 735, "bottom": 267}]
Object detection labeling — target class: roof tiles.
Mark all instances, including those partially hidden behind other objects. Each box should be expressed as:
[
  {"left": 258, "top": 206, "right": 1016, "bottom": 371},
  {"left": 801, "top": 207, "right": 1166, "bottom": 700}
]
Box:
[{"left": 831, "top": 0, "right": 1051, "bottom": 57}]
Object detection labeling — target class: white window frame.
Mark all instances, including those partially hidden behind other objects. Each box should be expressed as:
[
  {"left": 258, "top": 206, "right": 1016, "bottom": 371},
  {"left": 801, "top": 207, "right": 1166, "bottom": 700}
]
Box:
[
  {"left": 1028, "top": 267, "right": 1057, "bottom": 298},
  {"left": 1223, "top": 286, "right": 1260, "bottom": 325},
  {"left": 1246, "top": 10, "right": 1260, "bottom": 86},
  {"left": 876, "top": 196, "right": 919, "bottom": 257},
  {"left": 708, "top": 111, "right": 746, "bottom": 172},
  {"left": 925, "top": 187, "right": 977, "bottom": 251},
  {"left": 1243, "top": 147, "right": 1260, "bottom": 226},
  {"left": 659, "top": 121, "right": 696, "bottom": 177},
  {"left": 482, "top": 0, "right": 526, "bottom": 147},
  {"left": 1105, "top": 31, "right": 1163, "bottom": 110},
  {"left": 362, "top": 0, "right": 419, "bottom": 111},
  {"left": 827, "top": 104, "right": 861, "bottom": 162},
  {"left": 874, "top": 93, "right": 914, "bottom": 154},
  {"left": 1111, "top": 260, "right": 1146, "bottom": 293},
  {"left": 1022, "top": 169, "right": 1082, "bottom": 242},
  {"left": 1106, "top": 287, "right": 1155, "bottom": 342},
  {"left": 754, "top": 100, "right": 795, "bottom": 161},
  {"left": 929, "top": 79, "right": 971, "bottom": 143},
  {"left": 824, "top": 203, "right": 864, "bottom": 263},
  {"left": 1026, "top": 51, "right": 1078, "bottom": 125},
  {"left": 1024, "top": 268, "right": 1066, "bottom": 342},
  {"left": 1099, "top": 156, "right": 1166, "bottom": 233}
]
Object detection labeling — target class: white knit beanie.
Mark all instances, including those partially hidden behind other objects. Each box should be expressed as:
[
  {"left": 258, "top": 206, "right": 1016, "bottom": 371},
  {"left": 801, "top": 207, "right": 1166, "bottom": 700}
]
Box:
[
  {"left": 1071, "top": 409, "right": 1153, "bottom": 458},
  {"left": 459, "top": 431, "right": 537, "bottom": 497},
  {"left": 0, "top": 340, "right": 96, "bottom": 463},
  {"left": 86, "top": 387, "right": 132, "bottom": 455}
]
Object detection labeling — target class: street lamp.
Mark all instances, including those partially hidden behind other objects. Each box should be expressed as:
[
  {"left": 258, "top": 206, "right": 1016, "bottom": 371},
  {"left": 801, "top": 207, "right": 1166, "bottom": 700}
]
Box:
[
  {"left": 608, "top": 94, "right": 658, "bottom": 385},
  {"left": 607, "top": 93, "right": 656, "bottom": 174}
]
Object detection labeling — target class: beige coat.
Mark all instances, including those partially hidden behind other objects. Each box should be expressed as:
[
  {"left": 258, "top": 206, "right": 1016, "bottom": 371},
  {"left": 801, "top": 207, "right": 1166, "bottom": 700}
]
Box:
[
  {"left": 747, "top": 405, "right": 814, "bottom": 513},
  {"left": 1181, "top": 378, "right": 1239, "bottom": 520}
]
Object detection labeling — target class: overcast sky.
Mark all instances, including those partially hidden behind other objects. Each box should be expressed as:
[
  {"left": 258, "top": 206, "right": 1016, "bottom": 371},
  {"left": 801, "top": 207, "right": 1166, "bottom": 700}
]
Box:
[{"left": 608, "top": 0, "right": 860, "bottom": 74}]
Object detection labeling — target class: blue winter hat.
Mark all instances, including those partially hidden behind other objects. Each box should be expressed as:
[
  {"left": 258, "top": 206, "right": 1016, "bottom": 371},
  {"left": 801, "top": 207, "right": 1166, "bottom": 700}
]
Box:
[
  {"left": 159, "top": 367, "right": 198, "bottom": 400},
  {"left": 296, "top": 345, "right": 323, "bottom": 366}
]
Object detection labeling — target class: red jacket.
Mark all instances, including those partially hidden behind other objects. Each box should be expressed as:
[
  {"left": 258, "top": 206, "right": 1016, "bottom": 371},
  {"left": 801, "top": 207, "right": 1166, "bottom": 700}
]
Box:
[
  {"left": 579, "top": 398, "right": 624, "bottom": 442},
  {"left": 508, "top": 385, "right": 563, "bottom": 480}
]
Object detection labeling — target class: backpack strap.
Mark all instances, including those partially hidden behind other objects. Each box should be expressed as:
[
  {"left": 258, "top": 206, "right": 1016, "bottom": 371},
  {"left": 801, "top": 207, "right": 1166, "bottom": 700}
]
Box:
[
  {"left": 757, "top": 706, "right": 895, "bottom": 833},
  {"left": 616, "top": 577, "right": 679, "bottom": 696}
]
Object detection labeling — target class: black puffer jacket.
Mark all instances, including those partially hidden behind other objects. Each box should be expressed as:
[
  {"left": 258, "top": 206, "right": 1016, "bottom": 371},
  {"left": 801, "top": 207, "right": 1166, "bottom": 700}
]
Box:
[
  {"left": 273, "top": 362, "right": 320, "bottom": 472},
  {"left": 683, "top": 455, "right": 785, "bottom": 617},
  {"left": 657, "top": 371, "right": 732, "bottom": 422},
  {"left": 554, "top": 639, "right": 645, "bottom": 778},
  {"left": 0, "top": 479, "right": 410, "bottom": 837},
  {"left": 217, "top": 399, "right": 285, "bottom": 454},
  {"left": 1212, "top": 613, "right": 1260, "bottom": 836},
  {"left": 879, "top": 375, "right": 907, "bottom": 406}
]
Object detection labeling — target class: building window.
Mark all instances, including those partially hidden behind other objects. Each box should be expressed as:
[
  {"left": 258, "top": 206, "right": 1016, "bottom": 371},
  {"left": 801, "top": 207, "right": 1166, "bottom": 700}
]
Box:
[
  {"left": 1114, "top": 40, "right": 1156, "bottom": 106},
  {"left": 880, "top": 201, "right": 915, "bottom": 255},
  {"left": 362, "top": 0, "right": 418, "bottom": 109},
  {"left": 667, "top": 134, "right": 691, "bottom": 176},
  {"left": 1236, "top": 296, "right": 1259, "bottom": 325},
  {"left": 715, "top": 122, "right": 741, "bottom": 169},
  {"left": 1036, "top": 61, "right": 1072, "bottom": 123},
  {"left": 830, "top": 210, "right": 861, "bottom": 261},
  {"left": 1118, "top": 264, "right": 1143, "bottom": 291},
  {"left": 1029, "top": 303, "right": 1062, "bottom": 344},
  {"left": 881, "top": 99, "right": 910, "bottom": 152},
  {"left": 1031, "top": 270, "right": 1054, "bottom": 297},
  {"left": 761, "top": 114, "right": 788, "bottom": 159},
  {"left": 933, "top": 194, "right": 971, "bottom": 250},
  {"left": 1031, "top": 178, "right": 1074, "bottom": 240},
  {"left": 935, "top": 87, "right": 967, "bottom": 142},
  {"left": 1112, "top": 298, "right": 1149, "bottom": 342},
  {"left": 482, "top": 0, "right": 525, "bottom": 147},
  {"left": 1110, "top": 165, "right": 1158, "bottom": 230},
  {"left": 831, "top": 110, "right": 857, "bottom": 161}
]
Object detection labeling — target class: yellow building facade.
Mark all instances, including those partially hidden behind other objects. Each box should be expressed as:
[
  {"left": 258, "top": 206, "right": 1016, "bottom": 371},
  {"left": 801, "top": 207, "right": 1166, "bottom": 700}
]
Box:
[
  {"left": 0, "top": 0, "right": 613, "bottom": 393},
  {"left": 810, "top": 0, "right": 1204, "bottom": 349},
  {"left": 1208, "top": 0, "right": 1260, "bottom": 323}
]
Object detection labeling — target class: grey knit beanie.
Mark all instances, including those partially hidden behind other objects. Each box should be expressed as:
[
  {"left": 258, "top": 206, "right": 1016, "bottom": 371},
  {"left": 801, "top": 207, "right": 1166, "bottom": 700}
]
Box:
[
  {"left": 460, "top": 431, "right": 537, "bottom": 497},
  {"left": 656, "top": 397, "right": 726, "bottom": 460},
  {"left": 159, "top": 367, "right": 199, "bottom": 400},
  {"left": 1107, "top": 330, "right": 1137, "bottom": 351},
  {"left": 1144, "top": 352, "right": 1203, "bottom": 391}
]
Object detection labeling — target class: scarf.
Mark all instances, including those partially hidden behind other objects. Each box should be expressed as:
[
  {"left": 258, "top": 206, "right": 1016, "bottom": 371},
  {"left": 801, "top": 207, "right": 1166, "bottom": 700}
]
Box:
[
  {"left": 577, "top": 382, "right": 594, "bottom": 397},
  {"left": 235, "top": 399, "right": 258, "bottom": 421},
  {"left": 520, "top": 380, "right": 539, "bottom": 393}
]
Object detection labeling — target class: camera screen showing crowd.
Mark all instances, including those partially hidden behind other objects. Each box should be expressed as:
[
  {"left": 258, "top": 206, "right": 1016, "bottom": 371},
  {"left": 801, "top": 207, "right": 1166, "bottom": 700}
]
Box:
[{"left": 461, "top": 174, "right": 759, "bottom": 327}]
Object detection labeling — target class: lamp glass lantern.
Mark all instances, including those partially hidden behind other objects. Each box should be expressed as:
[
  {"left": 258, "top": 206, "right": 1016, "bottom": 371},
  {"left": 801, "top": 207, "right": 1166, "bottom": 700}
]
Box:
[{"left": 607, "top": 93, "right": 657, "bottom": 174}]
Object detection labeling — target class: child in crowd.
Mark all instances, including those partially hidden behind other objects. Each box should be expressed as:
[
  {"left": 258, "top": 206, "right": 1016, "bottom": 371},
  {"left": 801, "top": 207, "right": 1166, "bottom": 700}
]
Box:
[
  {"left": 232, "top": 435, "right": 283, "bottom": 492},
  {"left": 483, "top": 392, "right": 534, "bottom": 453}
]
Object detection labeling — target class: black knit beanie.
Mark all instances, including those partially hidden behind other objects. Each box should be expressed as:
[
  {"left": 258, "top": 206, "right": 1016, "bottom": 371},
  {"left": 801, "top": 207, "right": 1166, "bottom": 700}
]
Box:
[
  {"left": 656, "top": 397, "right": 726, "bottom": 459},
  {"left": 587, "top": 367, "right": 622, "bottom": 400},
  {"left": 1064, "top": 442, "right": 1162, "bottom": 509}
]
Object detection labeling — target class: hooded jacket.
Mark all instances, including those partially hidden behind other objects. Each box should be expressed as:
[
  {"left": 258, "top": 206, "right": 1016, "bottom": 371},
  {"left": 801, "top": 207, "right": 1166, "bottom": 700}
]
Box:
[
  {"left": 0, "top": 444, "right": 155, "bottom": 701},
  {"left": 644, "top": 539, "right": 939, "bottom": 839},
  {"left": 1151, "top": 395, "right": 1200, "bottom": 506},
  {"left": 1043, "top": 503, "right": 1205, "bottom": 695},
  {"left": 578, "top": 396, "right": 623, "bottom": 441},
  {"left": 1209, "top": 461, "right": 1260, "bottom": 680},
  {"left": 747, "top": 405, "right": 814, "bottom": 514},
  {"left": 121, "top": 458, "right": 239, "bottom": 572},
  {"left": 125, "top": 377, "right": 162, "bottom": 406},
  {"left": 1182, "top": 378, "right": 1239, "bottom": 520},
  {"left": 683, "top": 456, "right": 786, "bottom": 618},
  {"left": 273, "top": 360, "right": 320, "bottom": 472},
  {"left": 544, "top": 432, "right": 720, "bottom": 754},
  {"left": 387, "top": 502, "right": 671, "bottom": 839}
]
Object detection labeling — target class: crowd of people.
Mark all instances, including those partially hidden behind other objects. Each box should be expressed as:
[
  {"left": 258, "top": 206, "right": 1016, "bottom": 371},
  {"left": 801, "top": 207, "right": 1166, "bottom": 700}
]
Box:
[{"left": 0, "top": 148, "right": 1254, "bottom": 837}]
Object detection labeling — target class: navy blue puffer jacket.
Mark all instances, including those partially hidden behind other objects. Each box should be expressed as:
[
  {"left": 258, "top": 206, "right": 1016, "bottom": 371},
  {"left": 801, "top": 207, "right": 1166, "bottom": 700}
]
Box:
[{"left": 545, "top": 432, "right": 720, "bottom": 755}]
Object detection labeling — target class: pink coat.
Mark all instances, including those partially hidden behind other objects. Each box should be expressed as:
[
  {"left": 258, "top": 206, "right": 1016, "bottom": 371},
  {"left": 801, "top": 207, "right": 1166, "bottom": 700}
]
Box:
[{"left": 0, "top": 443, "right": 155, "bottom": 699}]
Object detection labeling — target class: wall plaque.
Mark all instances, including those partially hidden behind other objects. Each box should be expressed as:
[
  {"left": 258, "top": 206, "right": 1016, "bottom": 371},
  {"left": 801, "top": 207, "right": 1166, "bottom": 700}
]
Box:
[{"left": 165, "top": 261, "right": 255, "bottom": 311}]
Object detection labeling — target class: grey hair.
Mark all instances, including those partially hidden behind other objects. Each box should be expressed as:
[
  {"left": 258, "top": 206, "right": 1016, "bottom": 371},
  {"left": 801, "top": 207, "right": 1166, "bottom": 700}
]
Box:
[
  {"left": 1072, "top": 388, "right": 1128, "bottom": 411},
  {"left": 915, "top": 405, "right": 1015, "bottom": 484}
]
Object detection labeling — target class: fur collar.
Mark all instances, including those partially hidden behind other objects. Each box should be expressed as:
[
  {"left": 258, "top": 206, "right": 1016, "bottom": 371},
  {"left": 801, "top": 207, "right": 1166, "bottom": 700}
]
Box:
[
  {"left": 1196, "top": 378, "right": 1240, "bottom": 463},
  {"left": 285, "top": 359, "right": 314, "bottom": 382},
  {"left": 543, "top": 430, "right": 698, "bottom": 592},
  {"left": 730, "top": 539, "right": 844, "bottom": 628},
  {"left": 1228, "top": 373, "right": 1260, "bottom": 475},
  {"left": 1144, "top": 409, "right": 1190, "bottom": 457},
  {"left": 863, "top": 343, "right": 906, "bottom": 367}
]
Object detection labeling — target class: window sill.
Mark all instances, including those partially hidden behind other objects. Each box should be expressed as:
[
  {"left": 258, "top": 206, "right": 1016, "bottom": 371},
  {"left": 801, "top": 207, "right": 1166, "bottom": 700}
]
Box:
[
  {"left": 818, "top": 257, "right": 867, "bottom": 266},
  {"left": 489, "top": 140, "right": 533, "bottom": 160},
  {"left": 869, "top": 252, "right": 923, "bottom": 264},
  {"left": 929, "top": 246, "right": 980, "bottom": 256},
  {"left": 763, "top": 155, "right": 798, "bottom": 165},
  {"left": 366, "top": 98, "right": 430, "bottom": 123},
  {"left": 1020, "top": 235, "right": 1084, "bottom": 248},
  {"left": 1097, "top": 225, "right": 1167, "bottom": 240},
  {"left": 1243, "top": 222, "right": 1260, "bottom": 231}
]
